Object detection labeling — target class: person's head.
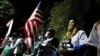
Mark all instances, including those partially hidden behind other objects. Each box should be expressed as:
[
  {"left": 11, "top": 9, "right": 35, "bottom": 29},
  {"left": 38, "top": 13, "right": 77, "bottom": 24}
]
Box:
[
  {"left": 44, "top": 28, "right": 55, "bottom": 38},
  {"left": 67, "top": 19, "right": 77, "bottom": 31},
  {"left": 11, "top": 32, "right": 18, "bottom": 37}
]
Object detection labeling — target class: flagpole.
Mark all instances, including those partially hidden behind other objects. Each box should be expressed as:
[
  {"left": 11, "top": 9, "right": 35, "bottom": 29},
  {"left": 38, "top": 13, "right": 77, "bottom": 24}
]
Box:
[
  {"left": 31, "top": 1, "right": 42, "bottom": 54},
  {"left": 2, "top": 19, "right": 14, "bottom": 44},
  {"left": 28, "top": 1, "right": 41, "bottom": 21},
  {"left": 24, "top": 1, "right": 43, "bottom": 55}
]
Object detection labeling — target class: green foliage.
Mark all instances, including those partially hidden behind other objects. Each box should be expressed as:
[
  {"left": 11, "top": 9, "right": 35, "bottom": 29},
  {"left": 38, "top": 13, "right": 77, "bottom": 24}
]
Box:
[
  {"left": 46, "top": 0, "right": 72, "bottom": 41},
  {"left": 0, "top": 0, "right": 15, "bottom": 25},
  {"left": 45, "top": 0, "right": 90, "bottom": 41}
]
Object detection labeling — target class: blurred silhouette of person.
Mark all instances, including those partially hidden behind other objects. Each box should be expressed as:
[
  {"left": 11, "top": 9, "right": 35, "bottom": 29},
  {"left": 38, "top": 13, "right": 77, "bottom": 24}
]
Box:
[
  {"left": 84, "top": 20, "right": 100, "bottom": 56},
  {"left": 34, "top": 28, "right": 59, "bottom": 56}
]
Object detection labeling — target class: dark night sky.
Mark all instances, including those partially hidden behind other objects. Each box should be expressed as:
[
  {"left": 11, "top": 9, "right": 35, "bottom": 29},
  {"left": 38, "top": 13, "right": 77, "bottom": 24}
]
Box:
[
  {"left": 7, "top": 0, "right": 57, "bottom": 35},
  {"left": 6, "top": 0, "right": 100, "bottom": 36}
]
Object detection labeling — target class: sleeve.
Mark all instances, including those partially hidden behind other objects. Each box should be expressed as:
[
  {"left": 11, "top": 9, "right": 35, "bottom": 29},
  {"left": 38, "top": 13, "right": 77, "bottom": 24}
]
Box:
[
  {"left": 12, "top": 38, "right": 22, "bottom": 48},
  {"left": 79, "top": 30, "right": 88, "bottom": 45}
]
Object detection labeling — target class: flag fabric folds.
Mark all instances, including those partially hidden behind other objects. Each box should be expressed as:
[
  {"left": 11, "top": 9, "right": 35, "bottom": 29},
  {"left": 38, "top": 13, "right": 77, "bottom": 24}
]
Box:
[{"left": 23, "top": 1, "right": 44, "bottom": 53}]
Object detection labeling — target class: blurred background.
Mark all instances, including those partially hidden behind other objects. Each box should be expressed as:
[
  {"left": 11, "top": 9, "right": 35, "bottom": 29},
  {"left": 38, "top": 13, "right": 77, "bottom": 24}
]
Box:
[{"left": 0, "top": 0, "right": 100, "bottom": 41}]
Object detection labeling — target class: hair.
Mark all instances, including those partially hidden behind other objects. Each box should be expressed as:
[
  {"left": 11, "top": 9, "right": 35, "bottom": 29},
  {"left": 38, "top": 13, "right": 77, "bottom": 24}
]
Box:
[
  {"left": 95, "top": 19, "right": 100, "bottom": 30},
  {"left": 11, "top": 32, "right": 18, "bottom": 37},
  {"left": 68, "top": 19, "right": 79, "bottom": 27},
  {"left": 47, "top": 28, "right": 55, "bottom": 37}
]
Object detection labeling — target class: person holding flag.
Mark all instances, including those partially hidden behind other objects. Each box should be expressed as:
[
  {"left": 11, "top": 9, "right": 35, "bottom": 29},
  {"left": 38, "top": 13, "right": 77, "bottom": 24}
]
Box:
[
  {"left": 3, "top": 0, "right": 55, "bottom": 55},
  {"left": 23, "top": 1, "right": 46, "bottom": 55}
]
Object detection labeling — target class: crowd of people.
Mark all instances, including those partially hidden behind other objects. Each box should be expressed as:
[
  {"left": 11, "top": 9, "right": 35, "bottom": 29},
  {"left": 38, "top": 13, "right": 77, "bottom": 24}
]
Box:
[
  {"left": 0, "top": 19, "right": 100, "bottom": 56},
  {"left": 1, "top": 32, "right": 26, "bottom": 56}
]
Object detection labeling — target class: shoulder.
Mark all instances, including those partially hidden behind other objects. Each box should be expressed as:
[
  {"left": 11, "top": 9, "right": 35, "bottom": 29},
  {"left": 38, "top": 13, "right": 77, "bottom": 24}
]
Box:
[
  {"left": 76, "top": 30, "right": 87, "bottom": 37},
  {"left": 78, "top": 30, "right": 85, "bottom": 32},
  {"left": 51, "top": 37, "right": 59, "bottom": 43},
  {"left": 77, "top": 30, "right": 86, "bottom": 34},
  {"left": 53, "top": 37, "right": 59, "bottom": 41},
  {"left": 16, "top": 38, "right": 23, "bottom": 42}
]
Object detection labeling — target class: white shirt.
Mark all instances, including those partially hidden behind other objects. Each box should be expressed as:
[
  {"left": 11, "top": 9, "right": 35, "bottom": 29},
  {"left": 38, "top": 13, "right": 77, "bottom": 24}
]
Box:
[
  {"left": 41, "top": 38, "right": 53, "bottom": 46},
  {"left": 71, "top": 30, "right": 88, "bottom": 47},
  {"left": 13, "top": 38, "right": 23, "bottom": 54},
  {"left": 87, "top": 23, "right": 100, "bottom": 56}
]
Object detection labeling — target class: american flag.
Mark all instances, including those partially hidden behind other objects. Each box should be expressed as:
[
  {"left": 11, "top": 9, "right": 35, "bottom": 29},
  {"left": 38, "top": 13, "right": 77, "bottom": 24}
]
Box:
[{"left": 23, "top": 1, "right": 44, "bottom": 52}]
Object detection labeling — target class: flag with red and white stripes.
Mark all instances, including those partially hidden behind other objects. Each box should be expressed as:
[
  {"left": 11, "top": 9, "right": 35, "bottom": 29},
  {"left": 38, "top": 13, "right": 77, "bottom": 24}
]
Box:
[{"left": 23, "top": 1, "right": 44, "bottom": 51}]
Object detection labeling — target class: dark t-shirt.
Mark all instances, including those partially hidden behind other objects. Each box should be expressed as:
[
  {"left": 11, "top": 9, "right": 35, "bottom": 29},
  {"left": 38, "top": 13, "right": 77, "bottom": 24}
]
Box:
[{"left": 51, "top": 37, "right": 59, "bottom": 48}]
